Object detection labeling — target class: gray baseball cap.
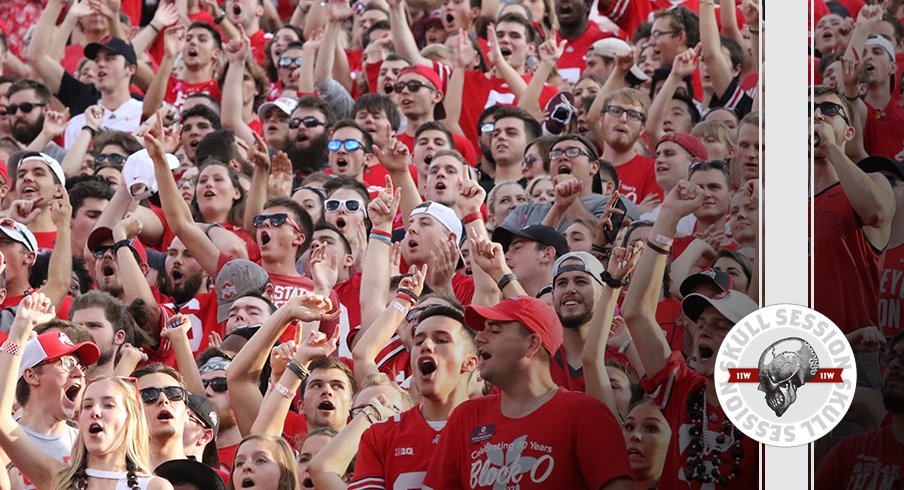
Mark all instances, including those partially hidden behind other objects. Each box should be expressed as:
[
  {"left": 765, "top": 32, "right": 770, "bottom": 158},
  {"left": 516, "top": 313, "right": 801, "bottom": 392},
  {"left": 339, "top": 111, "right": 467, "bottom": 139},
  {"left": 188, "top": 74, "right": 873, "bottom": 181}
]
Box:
[{"left": 216, "top": 259, "right": 269, "bottom": 322}]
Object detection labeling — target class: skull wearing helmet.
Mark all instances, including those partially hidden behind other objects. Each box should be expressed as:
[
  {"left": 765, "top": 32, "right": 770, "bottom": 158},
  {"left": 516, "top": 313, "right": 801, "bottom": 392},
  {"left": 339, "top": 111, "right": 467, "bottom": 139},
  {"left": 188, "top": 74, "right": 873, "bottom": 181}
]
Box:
[{"left": 757, "top": 338, "right": 819, "bottom": 417}]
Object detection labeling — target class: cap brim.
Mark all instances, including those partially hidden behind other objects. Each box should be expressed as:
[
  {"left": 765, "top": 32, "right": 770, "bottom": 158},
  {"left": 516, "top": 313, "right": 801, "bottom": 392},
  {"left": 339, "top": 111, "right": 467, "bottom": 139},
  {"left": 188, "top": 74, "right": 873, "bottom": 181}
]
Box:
[
  {"left": 491, "top": 227, "right": 518, "bottom": 251},
  {"left": 682, "top": 293, "right": 752, "bottom": 324},
  {"left": 72, "top": 341, "right": 101, "bottom": 367},
  {"left": 155, "top": 460, "right": 226, "bottom": 490},
  {"left": 679, "top": 275, "right": 723, "bottom": 298},
  {"left": 464, "top": 303, "right": 519, "bottom": 332},
  {"left": 83, "top": 43, "right": 103, "bottom": 61},
  {"left": 86, "top": 226, "right": 114, "bottom": 251},
  {"left": 216, "top": 300, "right": 232, "bottom": 323}
]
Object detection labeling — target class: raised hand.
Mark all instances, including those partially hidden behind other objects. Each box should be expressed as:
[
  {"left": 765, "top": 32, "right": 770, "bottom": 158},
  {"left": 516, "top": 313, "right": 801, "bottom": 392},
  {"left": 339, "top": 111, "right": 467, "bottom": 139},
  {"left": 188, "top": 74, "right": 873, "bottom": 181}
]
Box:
[
  {"left": 49, "top": 188, "right": 72, "bottom": 229},
  {"left": 740, "top": 0, "right": 760, "bottom": 31},
  {"left": 83, "top": 105, "right": 104, "bottom": 131},
  {"left": 614, "top": 47, "right": 636, "bottom": 73},
  {"left": 389, "top": 241, "right": 402, "bottom": 277},
  {"left": 551, "top": 176, "right": 582, "bottom": 211},
  {"left": 358, "top": 393, "right": 402, "bottom": 422},
  {"left": 594, "top": 190, "right": 626, "bottom": 247},
  {"left": 309, "top": 243, "right": 340, "bottom": 290},
  {"left": 367, "top": 175, "right": 401, "bottom": 228},
  {"left": 42, "top": 109, "right": 70, "bottom": 139},
  {"left": 486, "top": 23, "right": 505, "bottom": 68},
  {"left": 9, "top": 197, "right": 45, "bottom": 225},
  {"left": 67, "top": 0, "right": 94, "bottom": 18},
  {"left": 269, "top": 341, "right": 296, "bottom": 382},
  {"left": 13, "top": 292, "right": 56, "bottom": 333},
  {"left": 161, "top": 313, "right": 192, "bottom": 341},
  {"left": 249, "top": 132, "right": 271, "bottom": 171},
  {"left": 208, "top": 331, "right": 223, "bottom": 348},
  {"left": 661, "top": 180, "right": 705, "bottom": 219},
  {"left": 841, "top": 50, "right": 866, "bottom": 96},
  {"left": 456, "top": 166, "right": 486, "bottom": 216},
  {"left": 671, "top": 47, "right": 699, "bottom": 79},
  {"left": 537, "top": 30, "right": 567, "bottom": 66},
  {"left": 293, "top": 328, "right": 340, "bottom": 365},
  {"left": 267, "top": 151, "right": 292, "bottom": 198},
  {"left": 328, "top": 0, "right": 354, "bottom": 21},
  {"left": 849, "top": 326, "right": 886, "bottom": 353},
  {"left": 427, "top": 237, "right": 458, "bottom": 286},
  {"left": 283, "top": 291, "right": 335, "bottom": 322},
  {"left": 373, "top": 126, "right": 411, "bottom": 173},
  {"left": 117, "top": 342, "right": 148, "bottom": 366},
  {"left": 150, "top": 0, "right": 179, "bottom": 31},
  {"left": 470, "top": 236, "right": 507, "bottom": 281},
  {"left": 607, "top": 241, "right": 644, "bottom": 281},
  {"left": 856, "top": 4, "right": 883, "bottom": 30},
  {"left": 636, "top": 192, "right": 662, "bottom": 215},
  {"left": 163, "top": 24, "right": 186, "bottom": 60},
  {"left": 454, "top": 28, "right": 478, "bottom": 70},
  {"left": 113, "top": 213, "right": 143, "bottom": 241},
  {"left": 224, "top": 25, "right": 251, "bottom": 64},
  {"left": 398, "top": 263, "right": 428, "bottom": 297}
]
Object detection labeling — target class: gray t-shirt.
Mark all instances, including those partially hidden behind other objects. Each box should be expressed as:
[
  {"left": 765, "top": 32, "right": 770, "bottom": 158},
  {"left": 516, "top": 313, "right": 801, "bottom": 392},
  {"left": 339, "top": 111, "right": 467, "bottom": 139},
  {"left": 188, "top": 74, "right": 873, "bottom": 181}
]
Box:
[
  {"left": 16, "top": 421, "right": 78, "bottom": 489},
  {"left": 502, "top": 193, "right": 639, "bottom": 233}
]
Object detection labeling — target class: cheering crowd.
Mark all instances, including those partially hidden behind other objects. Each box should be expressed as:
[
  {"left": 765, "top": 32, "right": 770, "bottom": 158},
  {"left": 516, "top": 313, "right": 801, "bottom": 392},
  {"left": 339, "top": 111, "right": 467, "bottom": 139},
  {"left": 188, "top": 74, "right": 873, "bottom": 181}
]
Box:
[{"left": 0, "top": 0, "right": 769, "bottom": 487}]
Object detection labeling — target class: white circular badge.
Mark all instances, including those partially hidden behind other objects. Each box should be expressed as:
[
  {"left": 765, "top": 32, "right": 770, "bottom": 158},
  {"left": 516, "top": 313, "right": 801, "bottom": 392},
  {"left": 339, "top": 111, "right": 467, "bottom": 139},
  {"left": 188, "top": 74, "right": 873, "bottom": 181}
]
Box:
[{"left": 714, "top": 304, "right": 857, "bottom": 447}]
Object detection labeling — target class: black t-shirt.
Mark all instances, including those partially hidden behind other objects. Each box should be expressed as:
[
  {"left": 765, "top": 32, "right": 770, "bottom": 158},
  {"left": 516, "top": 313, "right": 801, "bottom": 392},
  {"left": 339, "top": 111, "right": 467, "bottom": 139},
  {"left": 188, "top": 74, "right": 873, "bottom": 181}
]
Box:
[{"left": 56, "top": 71, "right": 100, "bottom": 117}]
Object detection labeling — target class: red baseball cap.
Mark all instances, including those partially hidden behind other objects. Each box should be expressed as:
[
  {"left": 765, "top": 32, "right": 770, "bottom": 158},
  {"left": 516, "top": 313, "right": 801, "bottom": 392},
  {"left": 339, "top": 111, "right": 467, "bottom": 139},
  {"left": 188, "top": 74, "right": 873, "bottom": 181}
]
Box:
[
  {"left": 658, "top": 132, "right": 708, "bottom": 162},
  {"left": 398, "top": 65, "right": 446, "bottom": 120},
  {"left": 86, "top": 227, "right": 148, "bottom": 264},
  {"left": 465, "top": 296, "right": 563, "bottom": 354},
  {"left": 18, "top": 331, "right": 100, "bottom": 378}
]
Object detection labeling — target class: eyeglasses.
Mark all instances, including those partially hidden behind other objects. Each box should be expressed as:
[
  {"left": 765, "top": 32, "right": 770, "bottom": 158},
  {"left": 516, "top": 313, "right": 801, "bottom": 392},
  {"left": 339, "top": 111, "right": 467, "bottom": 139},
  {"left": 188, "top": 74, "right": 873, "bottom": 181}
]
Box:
[
  {"left": 810, "top": 101, "right": 849, "bottom": 124},
  {"left": 603, "top": 105, "right": 645, "bottom": 122},
  {"left": 406, "top": 305, "right": 433, "bottom": 322},
  {"left": 91, "top": 238, "right": 132, "bottom": 259},
  {"left": 93, "top": 153, "right": 127, "bottom": 168},
  {"left": 479, "top": 122, "right": 495, "bottom": 136},
  {"left": 278, "top": 56, "right": 303, "bottom": 69},
  {"left": 41, "top": 355, "right": 86, "bottom": 374},
  {"left": 649, "top": 30, "right": 678, "bottom": 40},
  {"left": 289, "top": 117, "right": 326, "bottom": 129},
  {"left": 139, "top": 386, "right": 187, "bottom": 404},
  {"left": 327, "top": 139, "right": 365, "bottom": 152},
  {"left": 689, "top": 160, "right": 728, "bottom": 171},
  {"left": 3, "top": 102, "right": 46, "bottom": 116},
  {"left": 393, "top": 80, "right": 435, "bottom": 93},
  {"left": 324, "top": 198, "right": 366, "bottom": 214},
  {"left": 202, "top": 377, "right": 228, "bottom": 393},
  {"left": 252, "top": 213, "right": 302, "bottom": 232},
  {"left": 549, "top": 147, "right": 592, "bottom": 161}
]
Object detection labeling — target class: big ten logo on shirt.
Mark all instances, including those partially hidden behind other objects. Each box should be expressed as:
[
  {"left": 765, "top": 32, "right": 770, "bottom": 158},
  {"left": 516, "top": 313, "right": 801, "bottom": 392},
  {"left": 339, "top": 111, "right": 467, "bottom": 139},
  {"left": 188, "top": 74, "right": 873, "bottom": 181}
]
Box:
[
  {"left": 878, "top": 245, "right": 904, "bottom": 337},
  {"left": 468, "top": 435, "right": 555, "bottom": 488}
]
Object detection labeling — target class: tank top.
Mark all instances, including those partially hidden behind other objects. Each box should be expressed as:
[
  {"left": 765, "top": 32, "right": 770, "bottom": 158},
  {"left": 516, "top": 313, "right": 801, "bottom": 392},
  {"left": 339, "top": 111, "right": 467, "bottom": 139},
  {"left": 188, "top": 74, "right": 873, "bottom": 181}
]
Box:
[{"left": 83, "top": 469, "right": 153, "bottom": 490}]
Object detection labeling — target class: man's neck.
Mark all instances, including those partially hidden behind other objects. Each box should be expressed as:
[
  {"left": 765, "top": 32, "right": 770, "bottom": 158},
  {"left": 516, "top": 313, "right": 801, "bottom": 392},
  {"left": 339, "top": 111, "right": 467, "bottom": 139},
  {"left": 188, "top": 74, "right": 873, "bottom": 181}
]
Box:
[
  {"left": 100, "top": 86, "right": 132, "bottom": 111},
  {"left": 150, "top": 435, "right": 187, "bottom": 468},
  {"left": 403, "top": 113, "right": 433, "bottom": 137},
  {"left": 558, "top": 21, "right": 588, "bottom": 41},
  {"left": 216, "top": 424, "right": 242, "bottom": 448},
  {"left": 490, "top": 64, "right": 526, "bottom": 79},
  {"left": 184, "top": 65, "right": 215, "bottom": 84},
  {"left": 421, "top": 382, "right": 470, "bottom": 421},
  {"left": 7, "top": 274, "right": 32, "bottom": 299},
  {"left": 242, "top": 21, "right": 260, "bottom": 37},
  {"left": 561, "top": 325, "right": 587, "bottom": 370},
  {"left": 83, "top": 29, "right": 108, "bottom": 44},
  {"left": 866, "top": 83, "right": 893, "bottom": 111},
  {"left": 19, "top": 404, "right": 68, "bottom": 435},
  {"left": 494, "top": 162, "right": 522, "bottom": 184},
  {"left": 518, "top": 270, "right": 550, "bottom": 298},
  {"left": 498, "top": 367, "right": 557, "bottom": 419},
  {"left": 813, "top": 160, "right": 840, "bottom": 195},
  {"left": 694, "top": 215, "right": 726, "bottom": 235},
  {"left": 263, "top": 256, "right": 300, "bottom": 276},
  {"left": 602, "top": 145, "right": 638, "bottom": 166},
  {"left": 28, "top": 210, "right": 56, "bottom": 233},
  {"left": 90, "top": 361, "right": 115, "bottom": 378}
]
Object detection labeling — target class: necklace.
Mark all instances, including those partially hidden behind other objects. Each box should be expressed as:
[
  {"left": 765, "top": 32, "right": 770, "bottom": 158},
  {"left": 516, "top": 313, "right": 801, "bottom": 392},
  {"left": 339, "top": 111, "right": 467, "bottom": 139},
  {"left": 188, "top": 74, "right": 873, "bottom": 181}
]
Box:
[
  {"left": 76, "top": 464, "right": 141, "bottom": 489},
  {"left": 684, "top": 387, "right": 745, "bottom": 484}
]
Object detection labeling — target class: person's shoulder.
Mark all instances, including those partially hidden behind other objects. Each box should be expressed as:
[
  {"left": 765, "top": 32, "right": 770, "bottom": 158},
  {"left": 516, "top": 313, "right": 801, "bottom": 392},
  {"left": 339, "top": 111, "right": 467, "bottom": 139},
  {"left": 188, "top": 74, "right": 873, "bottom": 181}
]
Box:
[
  {"left": 146, "top": 475, "right": 175, "bottom": 490},
  {"left": 454, "top": 394, "right": 501, "bottom": 415},
  {"left": 553, "top": 388, "right": 607, "bottom": 409}
]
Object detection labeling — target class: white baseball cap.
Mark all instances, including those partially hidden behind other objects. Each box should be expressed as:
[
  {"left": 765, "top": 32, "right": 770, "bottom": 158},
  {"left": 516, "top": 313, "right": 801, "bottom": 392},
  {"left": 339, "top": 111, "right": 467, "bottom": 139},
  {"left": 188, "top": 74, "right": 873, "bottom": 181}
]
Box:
[
  {"left": 122, "top": 149, "right": 180, "bottom": 200},
  {"left": 0, "top": 218, "right": 38, "bottom": 253},
  {"left": 19, "top": 153, "right": 65, "bottom": 186},
  {"left": 587, "top": 38, "right": 649, "bottom": 82},
  {"left": 409, "top": 201, "right": 463, "bottom": 246},
  {"left": 258, "top": 97, "right": 298, "bottom": 120}
]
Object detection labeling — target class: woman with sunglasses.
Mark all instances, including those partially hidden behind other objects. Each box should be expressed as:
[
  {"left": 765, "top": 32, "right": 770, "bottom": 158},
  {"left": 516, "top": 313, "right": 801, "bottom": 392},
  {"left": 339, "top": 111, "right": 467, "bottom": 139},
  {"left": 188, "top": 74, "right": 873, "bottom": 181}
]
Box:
[{"left": 0, "top": 293, "right": 172, "bottom": 490}]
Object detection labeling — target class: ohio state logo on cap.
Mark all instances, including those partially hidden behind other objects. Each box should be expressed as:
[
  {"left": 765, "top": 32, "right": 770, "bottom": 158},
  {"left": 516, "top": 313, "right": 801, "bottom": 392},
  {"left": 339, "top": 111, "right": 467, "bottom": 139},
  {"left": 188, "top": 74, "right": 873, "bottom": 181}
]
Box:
[
  {"left": 222, "top": 282, "right": 236, "bottom": 300},
  {"left": 57, "top": 332, "right": 74, "bottom": 346},
  {"left": 701, "top": 267, "right": 717, "bottom": 278}
]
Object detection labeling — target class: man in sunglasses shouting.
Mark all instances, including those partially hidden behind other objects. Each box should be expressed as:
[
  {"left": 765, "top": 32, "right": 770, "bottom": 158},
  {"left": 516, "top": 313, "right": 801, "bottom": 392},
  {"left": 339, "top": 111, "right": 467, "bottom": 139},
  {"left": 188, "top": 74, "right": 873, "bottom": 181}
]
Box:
[
  {"left": 811, "top": 85, "right": 894, "bottom": 336},
  {"left": 132, "top": 363, "right": 192, "bottom": 468}
]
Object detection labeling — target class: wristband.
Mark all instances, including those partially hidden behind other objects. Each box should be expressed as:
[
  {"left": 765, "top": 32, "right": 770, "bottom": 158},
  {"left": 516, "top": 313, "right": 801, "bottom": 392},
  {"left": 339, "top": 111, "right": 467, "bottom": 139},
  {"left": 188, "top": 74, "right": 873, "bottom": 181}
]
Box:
[
  {"left": 214, "top": 10, "right": 226, "bottom": 23},
  {"left": 395, "top": 292, "right": 416, "bottom": 306},
  {"left": 618, "top": 337, "right": 634, "bottom": 354},
  {"left": 1, "top": 341, "right": 23, "bottom": 357},
  {"left": 371, "top": 229, "right": 392, "bottom": 238},
  {"left": 390, "top": 299, "right": 409, "bottom": 313},
  {"left": 113, "top": 239, "right": 135, "bottom": 254},
  {"left": 369, "top": 233, "right": 392, "bottom": 245},
  {"left": 462, "top": 212, "right": 483, "bottom": 224},
  {"left": 649, "top": 233, "right": 673, "bottom": 248},
  {"left": 497, "top": 272, "right": 517, "bottom": 291},
  {"left": 600, "top": 271, "right": 628, "bottom": 288},
  {"left": 645, "top": 239, "right": 671, "bottom": 255},
  {"left": 396, "top": 288, "right": 418, "bottom": 302},
  {"left": 286, "top": 361, "right": 309, "bottom": 381},
  {"left": 82, "top": 126, "right": 97, "bottom": 138},
  {"left": 149, "top": 23, "right": 160, "bottom": 32},
  {"left": 274, "top": 382, "right": 296, "bottom": 399}
]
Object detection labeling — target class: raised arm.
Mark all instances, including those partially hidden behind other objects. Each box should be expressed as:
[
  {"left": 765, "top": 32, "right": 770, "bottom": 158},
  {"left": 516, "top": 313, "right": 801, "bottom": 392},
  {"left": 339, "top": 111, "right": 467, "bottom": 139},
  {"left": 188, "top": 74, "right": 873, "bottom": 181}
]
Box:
[
  {"left": 26, "top": 108, "right": 68, "bottom": 152},
  {"left": 50, "top": 1, "right": 93, "bottom": 61},
  {"left": 40, "top": 192, "right": 73, "bottom": 308},
  {"left": 620, "top": 181, "right": 704, "bottom": 377},
  {"left": 144, "top": 114, "right": 222, "bottom": 277},
  {"left": 26, "top": 0, "right": 68, "bottom": 94},
  {"left": 221, "top": 28, "right": 259, "bottom": 144},
  {"left": 470, "top": 237, "right": 525, "bottom": 301},
  {"left": 387, "top": 0, "right": 431, "bottom": 66},
  {"left": 442, "top": 30, "right": 476, "bottom": 136},
  {"left": 844, "top": 4, "right": 882, "bottom": 62},
  {"left": 356, "top": 176, "right": 399, "bottom": 335},
  {"left": 132, "top": 2, "right": 180, "bottom": 55},
  {"left": 667, "top": 238, "right": 717, "bottom": 298},
  {"left": 243, "top": 133, "right": 272, "bottom": 233},
  {"left": 486, "top": 25, "right": 527, "bottom": 98},
  {"left": 741, "top": 0, "right": 761, "bottom": 77},
  {"left": 519, "top": 34, "right": 565, "bottom": 120},
  {"left": 0, "top": 294, "right": 64, "bottom": 490},
  {"left": 113, "top": 215, "right": 164, "bottom": 341},
  {"left": 645, "top": 48, "right": 697, "bottom": 149},
  {"left": 314, "top": 0, "right": 347, "bottom": 86},
  {"left": 142, "top": 25, "right": 184, "bottom": 121},
  {"left": 161, "top": 314, "right": 206, "bottom": 394},
  {"left": 62, "top": 107, "right": 102, "bottom": 177},
  {"left": 373, "top": 128, "right": 422, "bottom": 223},
  {"left": 587, "top": 49, "right": 633, "bottom": 134},
  {"left": 700, "top": 1, "right": 733, "bottom": 100},
  {"left": 584, "top": 243, "right": 642, "bottom": 416},
  {"left": 457, "top": 169, "right": 501, "bottom": 305}
]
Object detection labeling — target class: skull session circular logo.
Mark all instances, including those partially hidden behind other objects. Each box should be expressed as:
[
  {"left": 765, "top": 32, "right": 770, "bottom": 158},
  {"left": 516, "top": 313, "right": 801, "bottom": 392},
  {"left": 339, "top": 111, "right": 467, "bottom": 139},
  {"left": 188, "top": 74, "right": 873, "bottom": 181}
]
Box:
[{"left": 714, "top": 304, "right": 856, "bottom": 447}]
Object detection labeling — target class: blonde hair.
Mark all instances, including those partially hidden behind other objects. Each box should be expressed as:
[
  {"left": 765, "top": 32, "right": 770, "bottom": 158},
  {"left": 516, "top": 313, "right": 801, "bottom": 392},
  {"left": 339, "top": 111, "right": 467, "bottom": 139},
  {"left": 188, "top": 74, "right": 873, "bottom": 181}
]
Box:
[
  {"left": 53, "top": 377, "right": 152, "bottom": 490},
  {"left": 420, "top": 44, "right": 455, "bottom": 64},
  {"left": 603, "top": 88, "right": 650, "bottom": 114},
  {"left": 227, "top": 435, "right": 300, "bottom": 490},
  {"left": 692, "top": 120, "right": 741, "bottom": 188},
  {"left": 357, "top": 373, "right": 415, "bottom": 411}
]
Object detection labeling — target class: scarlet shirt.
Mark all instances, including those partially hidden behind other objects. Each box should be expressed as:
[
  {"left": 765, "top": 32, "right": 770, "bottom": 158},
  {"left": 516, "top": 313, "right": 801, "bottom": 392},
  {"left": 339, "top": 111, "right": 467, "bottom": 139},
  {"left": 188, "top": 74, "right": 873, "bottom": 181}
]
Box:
[
  {"left": 599, "top": 0, "right": 657, "bottom": 38},
  {"left": 642, "top": 351, "right": 758, "bottom": 490},
  {"left": 165, "top": 76, "right": 222, "bottom": 112},
  {"left": 249, "top": 29, "right": 274, "bottom": 66},
  {"left": 879, "top": 243, "right": 904, "bottom": 337},
  {"left": 615, "top": 153, "right": 662, "bottom": 204},
  {"left": 396, "top": 132, "right": 479, "bottom": 167},
  {"left": 816, "top": 425, "right": 904, "bottom": 489},
  {"left": 33, "top": 230, "right": 56, "bottom": 252},
  {"left": 159, "top": 290, "right": 223, "bottom": 355},
  {"left": 350, "top": 407, "right": 444, "bottom": 490},
  {"left": 556, "top": 23, "right": 614, "bottom": 83},
  {"left": 864, "top": 101, "right": 904, "bottom": 161},
  {"left": 550, "top": 347, "right": 584, "bottom": 392},
  {"left": 422, "top": 390, "right": 631, "bottom": 490},
  {"left": 813, "top": 182, "right": 882, "bottom": 334}
]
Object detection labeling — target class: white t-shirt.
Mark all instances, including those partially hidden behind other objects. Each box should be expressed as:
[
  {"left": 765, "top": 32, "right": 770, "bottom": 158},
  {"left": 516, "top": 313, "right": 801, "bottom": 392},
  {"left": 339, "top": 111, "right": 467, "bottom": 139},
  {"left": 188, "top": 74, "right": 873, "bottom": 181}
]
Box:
[
  {"left": 64, "top": 98, "right": 143, "bottom": 149},
  {"left": 16, "top": 420, "right": 78, "bottom": 490}
]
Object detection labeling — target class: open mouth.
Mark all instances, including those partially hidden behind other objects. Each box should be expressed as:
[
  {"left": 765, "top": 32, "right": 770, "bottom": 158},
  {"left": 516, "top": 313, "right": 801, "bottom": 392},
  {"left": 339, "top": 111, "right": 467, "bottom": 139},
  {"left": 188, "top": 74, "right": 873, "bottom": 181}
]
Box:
[
  {"left": 424, "top": 155, "right": 434, "bottom": 165},
  {"left": 445, "top": 13, "right": 455, "bottom": 24},
  {"left": 189, "top": 140, "right": 200, "bottom": 149},
  {"left": 241, "top": 478, "right": 255, "bottom": 488},
  {"left": 103, "top": 265, "right": 115, "bottom": 277},
  {"left": 556, "top": 165, "right": 572, "bottom": 175},
  {"left": 407, "top": 239, "right": 419, "bottom": 250},
  {"left": 418, "top": 357, "right": 437, "bottom": 376},
  {"left": 627, "top": 448, "right": 644, "bottom": 459},
  {"left": 335, "top": 217, "right": 347, "bottom": 230},
  {"left": 233, "top": 4, "right": 242, "bottom": 16},
  {"left": 335, "top": 157, "right": 348, "bottom": 170},
  {"left": 260, "top": 230, "right": 272, "bottom": 246},
  {"left": 22, "top": 185, "right": 37, "bottom": 194},
  {"left": 302, "top": 478, "right": 314, "bottom": 489},
  {"left": 88, "top": 423, "right": 103, "bottom": 434},
  {"left": 171, "top": 270, "right": 184, "bottom": 284},
  {"left": 435, "top": 181, "right": 447, "bottom": 191},
  {"left": 697, "top": 345, "right": 715, "bottom": 363},
  {"left": 318, "top": 400, "right": 335, "bottom": 412},
  {"left": 295, "top": 134, "right": 310, "bottom": 143},
  {"left": 65, "top": 384, "right": 82, "bottom": 402},
  {"left": 500, "top": 48, "right": 512, "bottom": 57},
  {"left": 157, "top": 410, "right": 174, "bottom": 421},
  {"left": 478, "top": 350, "right": 491, "bottom": 361},
  {"left": 562, "top": 299, "right": 580, "bottom": 307}
]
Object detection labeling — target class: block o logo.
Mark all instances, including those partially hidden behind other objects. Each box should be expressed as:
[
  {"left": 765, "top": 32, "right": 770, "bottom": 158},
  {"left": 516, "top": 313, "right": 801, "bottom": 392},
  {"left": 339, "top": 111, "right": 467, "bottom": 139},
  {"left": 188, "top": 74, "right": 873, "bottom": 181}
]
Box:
[{"left": 715, "top": 304, "right": 856, "bottom": 447}]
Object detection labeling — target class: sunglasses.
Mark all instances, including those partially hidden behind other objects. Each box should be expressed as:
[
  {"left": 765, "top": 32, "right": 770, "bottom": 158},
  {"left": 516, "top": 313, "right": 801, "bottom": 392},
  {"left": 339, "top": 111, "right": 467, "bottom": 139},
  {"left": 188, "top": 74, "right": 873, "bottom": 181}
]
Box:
[
  {"left": 252, "top": 213, "right": 302, "bottom": 232},
  {"left": 289, "top": 117, "right": 326, "bottom": 129},
  {"left": 549, "top": 147, "right": 592, "bottom": 161},
  {"left": 3, "top": 102, "right": 46, "bottom": 116},
  {"left": 91, "top": 238, "right": 133, "bottom": 259},
  {"left": 327, "top": 139, "right": 365, "bottom": 152},
  {"left": 603, "top": 105, "right": 645, "bottom": 122},
  {"left": 202, "top": 377, "right": 228, "bottom": 393},
  {"left": 393, "top": 80, "right": 435, "bottom": 93},
  {"left": 689, "top": 160, "right": 729, "bottom": 171},
  {"left": 139, "top": 386, "right": 187, "bottom": 404},
  {"left": 278, "top": 56, "right": 303, "bottom": 69},
  {"left": 406, "top": 305, "right": 433, "bottom": 322},
  {"left": 810, "top": 101, "right": 849, "bottom": 124},
  {"left": 479, "top": 122, "right": 495, "bottom": 136},
  {"left": 324, "top": 198, "right": 366, "bottom": 214},
  {"left": 94, "top": 153, "right": 127, "bottom": 168}
]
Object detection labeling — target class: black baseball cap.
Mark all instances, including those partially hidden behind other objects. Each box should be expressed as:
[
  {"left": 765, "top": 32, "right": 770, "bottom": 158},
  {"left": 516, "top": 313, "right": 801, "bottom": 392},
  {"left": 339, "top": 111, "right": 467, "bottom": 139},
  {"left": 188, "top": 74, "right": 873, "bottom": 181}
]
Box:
[
  {"left": 85, "top": 37, "right": 138, "bottom": 66},
  {"left": 492, "top": 224, "right": 569, "bottom": 257},
  {"left": 187, "top": 394, "right": 220, "bottom": 439},
  {"left": 155, "top": 459, "right": 227, "bottom": 490},
  {"left": 858, "top": 156, "right": 904, "bottom": 181},
  {"left": 679, "top": 267, "right": 734, "bottom": 297}
]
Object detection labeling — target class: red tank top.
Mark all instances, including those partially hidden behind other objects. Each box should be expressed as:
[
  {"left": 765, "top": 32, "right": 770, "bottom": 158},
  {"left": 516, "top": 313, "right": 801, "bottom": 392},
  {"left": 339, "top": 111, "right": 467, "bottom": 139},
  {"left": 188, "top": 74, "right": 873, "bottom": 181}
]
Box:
[{"left": 813, "top": 182, "right": 882, "bottom": 334}]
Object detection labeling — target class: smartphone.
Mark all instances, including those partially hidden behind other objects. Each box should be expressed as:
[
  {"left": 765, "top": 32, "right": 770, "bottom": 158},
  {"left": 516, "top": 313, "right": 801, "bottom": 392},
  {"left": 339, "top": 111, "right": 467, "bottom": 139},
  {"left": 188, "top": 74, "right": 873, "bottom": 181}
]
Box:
[{"left": 603, "top": 196, "right": 628, "bottom": 244}]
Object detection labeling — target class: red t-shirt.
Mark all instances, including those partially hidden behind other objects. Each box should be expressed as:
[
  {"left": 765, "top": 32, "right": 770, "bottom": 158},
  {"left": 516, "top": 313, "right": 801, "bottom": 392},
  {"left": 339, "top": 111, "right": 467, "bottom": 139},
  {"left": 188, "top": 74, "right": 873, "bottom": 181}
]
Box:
[
  {"left": 249, "top": 29, "right": 273, "bottom": 66},
  {"left": 165, "top": 76, "right": 222, "bottom": 112},
  {"left": 641, "top": 351, "right": 759, "bottom": 490},
  {"left": 815, "top": 425, "right": 902, "bottom": 489},
  {"left": 423, "top": 390, "right": 631, "bottom": 489},
  {"left": 2, "top": 293, "right": 72, "bottom": 319},
  {"left": 615, "top": 153, "right": 662, "bottom": 204},
  {"left": 63, "top": 44, "right": 85, "bottom": 75},
  {"left": 458, "top": 70, "right": 558, "bottom": 150},
  {"left": 599, "top": 0, "right": 655, "bottom": 38},
  {"left": 813, "top": 182, "right": 882, "bottom": 334},
  {"left": 396, "top": 132, "right": 479, "bottom": 167},
  {"left": 657, "top": 297, "right": 684, "bottom": 352},
  {"left": 159, "top": 290, "right": 222, "bottom": 355},
  {"left": 325, "top": 162, "right": 419, "bottom": 199},
  {"left": 550, "top": 347, "right": 584, "bottom": 392},
  {"left": 218, "top": 443, "right": 239, "bottom": 473},
  {"left": 556, "top": 23, "right": 614, "bottom": 83},
  {"left": 33, "top": 230, "right": 56, "bottom": 252},
  {"left": 879, "top": 243, "right": 904, "bottom": 337},
  {"left": 864, "top": 101, "right": 904, "bottom": 161},
  {"left": 350, "top": 407, "right": 443, "bottom": 490}
]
